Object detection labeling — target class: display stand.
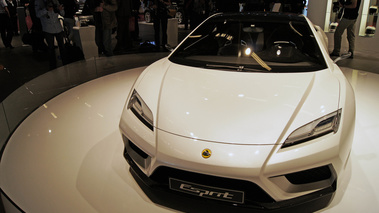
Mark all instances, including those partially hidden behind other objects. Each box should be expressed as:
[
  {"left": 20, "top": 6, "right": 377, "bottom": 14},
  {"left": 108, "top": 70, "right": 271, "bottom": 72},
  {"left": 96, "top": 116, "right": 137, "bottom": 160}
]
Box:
[
  {"left": 359, "top": 0, "right": 378, "bottom": 37},
  {"left": 167, "top": 18, "right": 178, "bottom": 47},
  {"left": 72, "top": 26, "right": 97, "bottom": 59},
  {"left": 324, "top": 0, "right": 341, "bottom": 32},
  {"left": 17, "top": 7, "right": 28, "bottom": 37},
  {"left": 272, "top": 3, "right": 282, "bottom": 12}
]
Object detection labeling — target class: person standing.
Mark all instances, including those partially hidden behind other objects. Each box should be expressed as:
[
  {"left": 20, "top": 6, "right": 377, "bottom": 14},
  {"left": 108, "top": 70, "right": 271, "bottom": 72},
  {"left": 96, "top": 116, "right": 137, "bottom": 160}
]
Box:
[
  {"left": 183, "top": 0, "right": 193, "bottom": 30},
  {"left": 131, "top": 0, "right": 141, "bottom": 41},
  {"left": 113, "top": 0, "right": 132, "bottom": 54},
  {"left": 6, "top": 0, "right": 18, "bottom": 35},
  {"left": 84, "top": 0, "right": 104, "bottom": 54},
  {"left": 190, "top": 0, "right": 208, "bottom": 29},
  {"left": 35, "top": 0, "right": 67, "bottom": 70},
  {"left": 92, "top": 0, "right": 117, "bottom": 56},
  {"left": 29, "top": 0, "right": 49, "bottom": 52},
  {"left": 215, "top": 0, "right": 238, "bottom": 13},
  {"left": 330, "top": 0, "right": 361, "bottom": 58},
  {"left": 61, "top": 0, "right": 79, "bottom": 41},
  {"left": 101, "top": 0, "right": 117, "bottom": 56},
  {"left": 0, "top": 0, "right": 14, "bottom": 49},
  {"left": 151, "top": 0, "right": 170, "bottom": 51}
]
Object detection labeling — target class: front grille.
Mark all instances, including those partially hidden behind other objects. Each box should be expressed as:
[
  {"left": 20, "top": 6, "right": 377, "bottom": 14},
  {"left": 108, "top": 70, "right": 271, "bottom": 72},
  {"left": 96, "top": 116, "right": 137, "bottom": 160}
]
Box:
[
  {"left": 150, "top": 166, "right": 275, "bottom": 204},
  {"left": 285, "top": 165, "right": 332, "bottom": 184},
  {"left": 126, "top": 153, "right": 336, "bottom": 212}
]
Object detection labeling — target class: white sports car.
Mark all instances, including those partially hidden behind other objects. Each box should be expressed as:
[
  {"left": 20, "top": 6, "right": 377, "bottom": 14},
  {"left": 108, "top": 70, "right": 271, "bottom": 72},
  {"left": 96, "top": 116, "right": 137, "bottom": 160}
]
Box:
[{"left": 119, "top": 12, "right": 355, "bottom": 212}]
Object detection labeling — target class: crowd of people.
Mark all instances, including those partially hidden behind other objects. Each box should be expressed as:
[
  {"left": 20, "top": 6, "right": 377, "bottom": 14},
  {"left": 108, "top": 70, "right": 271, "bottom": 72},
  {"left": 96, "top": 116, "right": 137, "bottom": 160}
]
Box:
[
  {"left": 1, "top": 0, "right": 142, "bottom": 69},
  {"left": 1, "top": 0, "right": 361, "bottom": 71}
]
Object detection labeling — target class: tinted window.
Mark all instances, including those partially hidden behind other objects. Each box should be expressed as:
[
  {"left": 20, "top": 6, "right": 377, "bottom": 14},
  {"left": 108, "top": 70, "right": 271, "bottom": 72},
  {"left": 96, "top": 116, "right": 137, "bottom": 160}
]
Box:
[{"left": 169, "top": 13, "right": 327, "bottom": 72}]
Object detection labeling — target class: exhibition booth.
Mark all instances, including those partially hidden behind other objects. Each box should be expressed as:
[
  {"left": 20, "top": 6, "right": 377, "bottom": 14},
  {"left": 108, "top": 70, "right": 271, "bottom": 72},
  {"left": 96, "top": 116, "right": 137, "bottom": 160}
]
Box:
[{"left": 1, "top": 1, "right": 379, "bottom": 212}]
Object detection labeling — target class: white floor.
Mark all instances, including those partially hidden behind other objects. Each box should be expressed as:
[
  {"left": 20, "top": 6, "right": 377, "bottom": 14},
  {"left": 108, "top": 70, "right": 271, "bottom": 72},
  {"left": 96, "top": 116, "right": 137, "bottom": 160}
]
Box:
[
  {"left": 321, "top": 68, "right": 379, "bottom": 212},
  {"left": 1, "top": 66, "right": 378, "bottom": 213}
]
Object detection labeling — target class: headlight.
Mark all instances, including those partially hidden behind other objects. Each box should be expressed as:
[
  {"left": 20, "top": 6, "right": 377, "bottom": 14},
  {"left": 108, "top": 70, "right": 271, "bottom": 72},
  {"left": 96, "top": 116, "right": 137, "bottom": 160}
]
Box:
[
  {"left": 127, "top": 90, "right": 154, "bottom": 130},
  {"left": 282, "top": 109, "right": 342, "bottom": 148}
]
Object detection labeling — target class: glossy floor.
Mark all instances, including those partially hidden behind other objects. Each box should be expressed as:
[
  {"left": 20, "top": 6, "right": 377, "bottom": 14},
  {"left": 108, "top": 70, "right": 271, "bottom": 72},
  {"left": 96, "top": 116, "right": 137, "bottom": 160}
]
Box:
[{"left": 0, "top": 60, "right": 378, "bottom": 212}]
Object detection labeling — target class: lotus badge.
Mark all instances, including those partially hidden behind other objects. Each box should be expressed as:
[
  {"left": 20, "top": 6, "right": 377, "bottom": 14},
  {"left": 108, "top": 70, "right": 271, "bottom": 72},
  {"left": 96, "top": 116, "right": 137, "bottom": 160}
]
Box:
[{"left": 202, "top": 149, "right": 212, "bottom": 159}]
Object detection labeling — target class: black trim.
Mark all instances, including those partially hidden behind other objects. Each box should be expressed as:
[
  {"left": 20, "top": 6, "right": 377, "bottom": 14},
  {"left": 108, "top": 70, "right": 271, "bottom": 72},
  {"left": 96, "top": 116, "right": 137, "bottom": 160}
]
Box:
[
  {"left": 128, "top": 139, "right": 149, "bottom": 159},
  {"left": 285, "top": 165, "right": 332, "bottom": 184},
  {"left": 149, "top": 166, "right": 274, "bottom": 204},
  {"left": 125, "top": 152, "right": 336, "bottom": 213},
  {"left": 130, "top": 107, "right": 154, "bottom": 131}
]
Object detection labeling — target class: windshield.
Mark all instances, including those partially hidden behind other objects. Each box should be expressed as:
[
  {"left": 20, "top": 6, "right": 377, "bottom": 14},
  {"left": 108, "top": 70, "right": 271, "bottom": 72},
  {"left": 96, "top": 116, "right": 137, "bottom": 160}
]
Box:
[{"left": 169, "top": 13, "right": 327, "bottom": 72}]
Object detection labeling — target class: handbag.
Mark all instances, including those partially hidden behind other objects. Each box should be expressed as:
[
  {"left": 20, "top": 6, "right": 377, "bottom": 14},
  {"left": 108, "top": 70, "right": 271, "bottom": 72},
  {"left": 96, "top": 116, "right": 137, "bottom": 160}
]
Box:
[
  {"left": 25, "top": 15, "right": 33, "bottom": 31},
  {"left": 22, "top": 31, "right": 33, "bottom": 45}
]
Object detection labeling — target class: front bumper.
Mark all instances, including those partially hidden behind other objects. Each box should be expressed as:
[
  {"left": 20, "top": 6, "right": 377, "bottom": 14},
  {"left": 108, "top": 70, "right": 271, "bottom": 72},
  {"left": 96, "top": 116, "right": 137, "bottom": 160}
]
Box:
[
  {"left": 122, "top": 135, "right": 337, "bottom": 213},
  {"left": 125, "top": 150, "right": 336, "bottom": 213}
]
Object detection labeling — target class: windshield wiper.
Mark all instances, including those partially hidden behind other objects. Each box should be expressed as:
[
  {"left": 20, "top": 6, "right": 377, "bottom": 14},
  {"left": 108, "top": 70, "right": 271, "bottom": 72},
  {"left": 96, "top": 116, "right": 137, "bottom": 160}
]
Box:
[
  {"left": 205, "top": 64, "right": 268, "bottom": 72},
  {"left": 250, "top": 52, "right": 272, "bottom": 71},
  {"left": 205, "top": 64, "right": 245, "bottom": 71}
]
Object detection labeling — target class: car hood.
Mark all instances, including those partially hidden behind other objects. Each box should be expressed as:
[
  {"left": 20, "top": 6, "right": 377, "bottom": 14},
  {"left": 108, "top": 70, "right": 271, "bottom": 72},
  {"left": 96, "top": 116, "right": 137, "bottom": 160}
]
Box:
[{"left": 156, "top": 63, "right": 340, "bottom": 145}]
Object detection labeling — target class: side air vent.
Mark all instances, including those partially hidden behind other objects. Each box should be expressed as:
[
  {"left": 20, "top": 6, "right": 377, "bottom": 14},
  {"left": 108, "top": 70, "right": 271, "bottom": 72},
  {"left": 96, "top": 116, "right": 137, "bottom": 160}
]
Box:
[
  {"left": 123, "top": 135, "right": 151, "bottom": 169},
  {"left": 285, "top": 165, "right": 332, "bottom": 184}
]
